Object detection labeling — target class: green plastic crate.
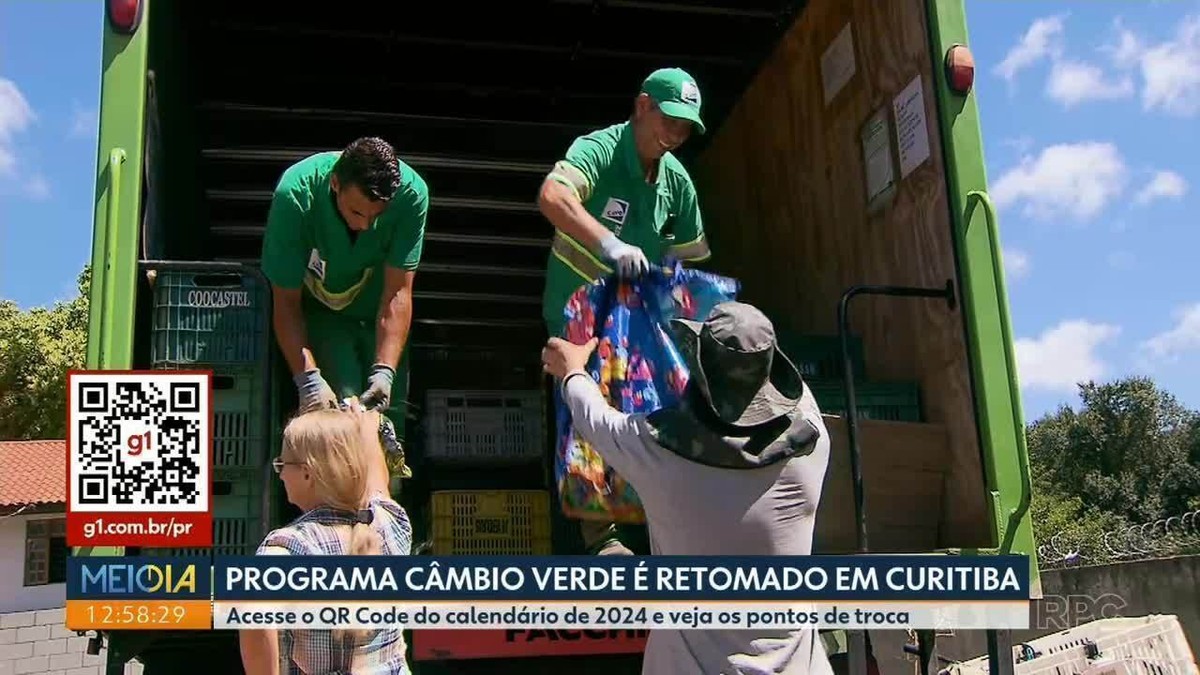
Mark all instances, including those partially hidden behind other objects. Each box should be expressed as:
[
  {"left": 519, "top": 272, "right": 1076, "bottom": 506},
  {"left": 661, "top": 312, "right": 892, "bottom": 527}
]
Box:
[
  {"left": 138, "top": 363, "right": 270, "bottom": 556},
  {"left": 209, "top": 473, "right": 267, "bottom": 520},
  {"left": 151, "top": 269, "right": 267, "bottom": 367},
  {"left": 140, "top": 475, "right": 268, "bottom": 558},
  {"left": 211, "top": 365, "right": 269, "bottom": 481},
  {"left": 806, "top": 379, "right": 922, "bottom": 422},
  {"left": 142, "top": 361, "right": 269, "bottom": 492},
  {"left": 139, "top": 516, "right": 266, "bottom": 558},
  {"left": 776, "top": 332, "right": 866, "bottom": 380}
]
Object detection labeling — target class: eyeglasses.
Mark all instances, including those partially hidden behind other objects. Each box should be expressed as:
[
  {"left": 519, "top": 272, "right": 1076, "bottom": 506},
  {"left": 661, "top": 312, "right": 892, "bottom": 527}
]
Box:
[{"left": 271, "top": 458, "right": 305, "bottom": 475}]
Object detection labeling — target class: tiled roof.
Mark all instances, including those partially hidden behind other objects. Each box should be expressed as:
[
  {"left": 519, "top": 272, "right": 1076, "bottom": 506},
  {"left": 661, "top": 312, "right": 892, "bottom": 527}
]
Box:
[{"left": 0, "top": 440, "right": 66, "bottom": 507}]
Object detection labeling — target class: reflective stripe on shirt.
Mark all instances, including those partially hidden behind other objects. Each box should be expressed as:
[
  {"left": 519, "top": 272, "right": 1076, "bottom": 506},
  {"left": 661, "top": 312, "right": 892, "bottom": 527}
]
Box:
[
  {"left": 551, "top": 230, "right": 612, "bottom": 282},
  {"left": 304, "top": 267, "right": 375, "bottom": 312}
]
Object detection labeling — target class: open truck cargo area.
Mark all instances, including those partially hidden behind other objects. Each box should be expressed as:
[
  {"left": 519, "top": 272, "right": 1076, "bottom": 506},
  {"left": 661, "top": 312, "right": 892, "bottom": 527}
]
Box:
[{"left": 84, "top": 0, "right": 1039, "bottom": 672}]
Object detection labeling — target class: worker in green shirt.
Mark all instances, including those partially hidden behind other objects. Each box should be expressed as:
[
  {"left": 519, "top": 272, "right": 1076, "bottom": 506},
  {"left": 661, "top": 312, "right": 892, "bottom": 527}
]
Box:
[
  {"left": 536, "top": 68, "right": 713, "bottom": 555},
  {"left": 260, "top": 137, "right": 428, "bottom": 447}
]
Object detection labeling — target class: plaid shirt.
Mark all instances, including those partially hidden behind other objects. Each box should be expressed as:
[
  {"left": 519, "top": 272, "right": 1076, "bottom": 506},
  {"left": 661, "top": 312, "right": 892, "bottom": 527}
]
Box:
[{"left": 257, "top": 491, "right": 413, "bottom": 674}]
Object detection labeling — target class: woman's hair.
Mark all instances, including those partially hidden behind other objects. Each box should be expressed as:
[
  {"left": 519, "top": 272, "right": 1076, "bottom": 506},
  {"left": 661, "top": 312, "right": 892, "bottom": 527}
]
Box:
[
  {"left": 280, "top": 407, "right": 384, "bottom": 647},
  {"left": 280, "top": 407, "right": 383, "bottom": 558}
]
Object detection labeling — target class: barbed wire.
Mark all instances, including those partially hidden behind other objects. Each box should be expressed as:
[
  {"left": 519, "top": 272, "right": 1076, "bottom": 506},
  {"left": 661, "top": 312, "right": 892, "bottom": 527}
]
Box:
[
  {"left": 1037, "top": 509, "right": 1200, "bottom": 569},
  {"left": 1102, "top": 509, "right": 1200, "bottom": 561}
]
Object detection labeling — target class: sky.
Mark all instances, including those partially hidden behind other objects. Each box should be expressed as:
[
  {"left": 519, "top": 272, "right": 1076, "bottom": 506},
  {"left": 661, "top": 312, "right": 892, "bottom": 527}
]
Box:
[{"left": 1, "top": 1, "right": 1198, "bottom": 422}]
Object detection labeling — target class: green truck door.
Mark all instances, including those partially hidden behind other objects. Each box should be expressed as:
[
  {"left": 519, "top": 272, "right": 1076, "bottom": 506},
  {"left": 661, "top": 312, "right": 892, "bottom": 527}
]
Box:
[{"left": 926, "top": 0, "right": 1041, "bottom": 595}]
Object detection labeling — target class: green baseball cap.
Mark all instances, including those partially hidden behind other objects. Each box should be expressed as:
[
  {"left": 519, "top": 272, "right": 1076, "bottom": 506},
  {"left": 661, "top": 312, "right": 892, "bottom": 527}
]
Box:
[{"left": 641, "top": 67, "right": 706, "bottom": 134}]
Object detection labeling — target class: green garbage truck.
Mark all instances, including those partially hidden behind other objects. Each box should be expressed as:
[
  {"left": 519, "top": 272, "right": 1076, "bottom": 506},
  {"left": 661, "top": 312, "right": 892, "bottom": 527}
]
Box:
[{"left": 80, "top": 0, "right": 1039, "bottom": 672}]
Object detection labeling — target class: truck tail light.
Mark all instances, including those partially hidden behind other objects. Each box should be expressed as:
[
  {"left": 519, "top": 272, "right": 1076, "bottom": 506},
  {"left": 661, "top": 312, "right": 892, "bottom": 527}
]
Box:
[
  {"left": 107, "top": 0, "right": 143, "bottom": 34},
  {"left": 944, "top": 44, "right": 975, "bottom": 94}
]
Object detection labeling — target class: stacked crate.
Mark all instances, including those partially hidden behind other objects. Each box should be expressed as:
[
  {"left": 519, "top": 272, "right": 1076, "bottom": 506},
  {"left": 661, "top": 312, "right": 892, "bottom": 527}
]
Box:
[
  {"left": 422, "top": 389, "right": 552, "bottom": 555},
  {"left": 776, "top": 331, "right": 922, "bottom": 422},
  {"left": 141, "top": 264, "right": 272, "bottom": 558}
]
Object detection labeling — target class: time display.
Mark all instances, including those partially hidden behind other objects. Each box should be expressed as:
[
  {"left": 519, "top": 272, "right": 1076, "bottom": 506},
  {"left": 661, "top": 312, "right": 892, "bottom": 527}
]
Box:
[
  {"left": 65, "top": 600, "right": 211, "bottom": 631},
  {"left": 87, "top": 603, "right": 188, "bottom": 625}
]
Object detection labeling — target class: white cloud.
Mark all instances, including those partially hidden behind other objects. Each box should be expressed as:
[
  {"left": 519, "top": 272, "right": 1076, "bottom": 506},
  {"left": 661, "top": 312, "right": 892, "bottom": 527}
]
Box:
[
  {"left": 23, "top": 174, "right": 50, "bottom": 200},
  {"left": 1016, "top": 320, "right": 1120, "bottom": 392},
  {"left": 1140, "top": 15, "right": 1200, "bottom": 116},
  {"left": 1135, "top": 170, "right": 1188, "bottom": 205},
  {"left": 69, "top": 107, "right": 97, "bottom": 139},
  {"left": 991, "top": 142, "right": 1128, "bottom": 222},
  {"left": 0, "top": 78, "right": 35, "bottom": 177},
  {"left": 1003, "top": 247, "right": 1031, "bottom": 280},
  {"left": 1106, "top": 20, "right": 1144, "bottom": 70},
  {"left": 1139, "top": 303, "right": 1200, "bottom": 365},
  {"left": 995, "top": 15, "right": 1067, "bottom": 83},
  {"left": 1108, "top": 14, "right": 1200, "bottom": 116},
  {"left": 1046, "top": 60, "right": 1134, "bottom": 107},
  {"left": 0, "top": 79, "right": 33, "bottom": 139}
]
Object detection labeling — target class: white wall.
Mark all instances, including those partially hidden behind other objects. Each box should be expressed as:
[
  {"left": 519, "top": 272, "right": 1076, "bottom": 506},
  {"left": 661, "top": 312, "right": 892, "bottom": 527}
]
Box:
[
  {"left": 0, "top": 513, "right": 65, "bottom": 614},
  {"left": 0, "top": 606, "right": 145, "bottom": 675}
]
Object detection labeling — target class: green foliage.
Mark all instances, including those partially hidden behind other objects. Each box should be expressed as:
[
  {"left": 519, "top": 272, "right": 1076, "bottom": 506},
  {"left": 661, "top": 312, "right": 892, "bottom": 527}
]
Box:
[
  {"left": 1029, "top": 477, "right": 1129, "bottom": 566},
  {"left": 0, "top": 266, "right": 91, "bottom": 440},
  {"left": 1026, "top": 377, "right": 1200, "bottom": 566}
]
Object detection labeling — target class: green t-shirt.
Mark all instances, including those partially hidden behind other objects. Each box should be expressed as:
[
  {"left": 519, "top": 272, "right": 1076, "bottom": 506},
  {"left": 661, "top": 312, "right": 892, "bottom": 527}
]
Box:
[
  {"left": 541, "top": 122, "right": 711, "bottom": 335},
  {"left": 260, "top": 151, "right": 428, "bottom": 320}
]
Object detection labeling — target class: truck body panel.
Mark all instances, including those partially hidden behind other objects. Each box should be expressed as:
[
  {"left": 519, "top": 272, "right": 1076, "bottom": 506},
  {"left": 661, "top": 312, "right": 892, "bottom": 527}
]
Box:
[
  {"left": 925, "top": 0, "right": 1038, "bottom": 578},
  {"left": 81, "top": 0, "right": 1039, "bottom": 670},
  {"left": 692, "top": 0, "right": 989, "bottom": 555}
]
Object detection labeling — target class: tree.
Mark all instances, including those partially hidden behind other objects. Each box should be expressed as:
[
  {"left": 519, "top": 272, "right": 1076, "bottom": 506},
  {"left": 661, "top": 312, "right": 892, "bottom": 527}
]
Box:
[
  {"left": 1027, "top": 377, "right": 1200, "bottom": 526},
  {"left": 0, "top": 266, "right": 90, "bottom": 439},
  {"left": 1029, "top": 482, "right": 1129, "bottom": 566}
]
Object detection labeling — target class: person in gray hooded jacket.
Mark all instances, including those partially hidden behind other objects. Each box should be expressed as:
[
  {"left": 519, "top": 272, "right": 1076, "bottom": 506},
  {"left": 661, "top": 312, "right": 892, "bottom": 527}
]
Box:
[{"left": 541, "top": 301, "right": 836, "bottom": 675}]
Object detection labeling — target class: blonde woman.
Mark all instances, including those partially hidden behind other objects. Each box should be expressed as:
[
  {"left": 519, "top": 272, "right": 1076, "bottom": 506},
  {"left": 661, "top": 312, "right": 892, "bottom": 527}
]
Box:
[{"left": 239, "top": 405, "right": 413, "bottom": 675}]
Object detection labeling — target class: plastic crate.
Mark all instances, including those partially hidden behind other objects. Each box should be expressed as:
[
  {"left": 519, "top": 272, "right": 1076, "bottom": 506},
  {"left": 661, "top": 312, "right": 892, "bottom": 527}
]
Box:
[
  {"left": 210, "top": 474, "right": 267, "bottom": 520},
  {"left": 946, "top": 616, "right": 1198, "bottom": 675},
  {"left": 150, "top": 269, "right": 267, "bottom": 367},
  {"left": 211, "top": 365, "right": 269, "bottom": 480},
  {"left": 777, "top": 332, "right": 866, "bottom": 380},
  {"left": 141, "top": 476, "right": 268, "bottom": 558},
  {"left": 424, "top": 390, "right": 544, "bottom": 463},
  {"left": 430, "top": 490, "right": 551, "bottom": 555},
  {"left": 140, "top": 516, "right": 265, "bottom": 558},
  {"left": 806, "top": 379, "right": 921, "bottom": 422}
]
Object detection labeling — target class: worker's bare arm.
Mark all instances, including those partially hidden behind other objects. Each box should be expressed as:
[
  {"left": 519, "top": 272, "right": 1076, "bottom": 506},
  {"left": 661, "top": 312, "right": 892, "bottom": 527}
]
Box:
[
  {"left": 537, "top": 176, "right": 612, "bottom": 251},
  {"left": 373, "top": 266, "right": 415, "bottom": 371},
  {"left": 271, "top": 285, "right": 317, "bottom": 377}
]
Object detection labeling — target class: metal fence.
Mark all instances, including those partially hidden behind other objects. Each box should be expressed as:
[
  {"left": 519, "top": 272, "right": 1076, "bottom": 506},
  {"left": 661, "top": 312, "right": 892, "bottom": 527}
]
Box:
[{"left": 1038, "top": 509, "right": 1200, "bottom": 569}]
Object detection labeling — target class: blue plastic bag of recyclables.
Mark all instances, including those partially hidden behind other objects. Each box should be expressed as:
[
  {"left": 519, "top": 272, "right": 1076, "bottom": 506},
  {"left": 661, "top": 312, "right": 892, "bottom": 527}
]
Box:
[{"left": 553, "top": 260, "right": 740, "bottom": 523}]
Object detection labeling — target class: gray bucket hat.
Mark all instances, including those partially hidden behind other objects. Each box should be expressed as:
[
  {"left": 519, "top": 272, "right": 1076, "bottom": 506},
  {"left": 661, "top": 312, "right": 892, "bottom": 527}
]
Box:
[
  {"left": 643, "top": 301, "right": 819, "bottom": 470},
  {"left": 669, "top": 302, "right": 806, "bottom": 428}
]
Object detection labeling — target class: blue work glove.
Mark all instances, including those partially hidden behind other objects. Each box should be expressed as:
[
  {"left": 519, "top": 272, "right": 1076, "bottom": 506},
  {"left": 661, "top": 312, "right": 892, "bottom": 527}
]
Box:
[
  {"left": 294, "top": 369, "right": 338, "bottom": 413},
  {"left": 598, "top": 233, "right": 650, "bottom": 278},
  {"left": 359, "top": 364, "right": 395, "bottom": 411}
]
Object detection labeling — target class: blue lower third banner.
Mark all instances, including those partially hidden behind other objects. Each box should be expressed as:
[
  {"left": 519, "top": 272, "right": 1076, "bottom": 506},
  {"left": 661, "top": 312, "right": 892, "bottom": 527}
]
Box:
[{"left": 206, "top": 555, "right": 1032, "bottom": 631}]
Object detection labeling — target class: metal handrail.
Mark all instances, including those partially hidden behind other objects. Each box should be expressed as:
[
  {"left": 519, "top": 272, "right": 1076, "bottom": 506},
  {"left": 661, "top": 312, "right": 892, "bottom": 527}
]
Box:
[
  {"left": 99, "top": 148, "right": 126, "bottom": 365},
  {"left": 836, "top": 281, "right": 957, "bottom": 675},
  {"left": 836, "top": 281, "right": 957, "bottom": 553},
  {"left": 965, "top": 190, "right": 1033, "bottom": 553}
]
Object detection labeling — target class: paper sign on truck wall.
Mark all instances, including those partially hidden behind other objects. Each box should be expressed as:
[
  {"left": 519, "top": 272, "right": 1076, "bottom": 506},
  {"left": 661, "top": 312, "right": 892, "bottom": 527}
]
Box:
[
  {"left": 860, "top": 106, "right": 896, "bottom": 214},
  {"left": 893, "top": 74, "right": 931, "bottom": 178},
  {"left": 821, "top": 23, "right": 856, "bottom": 105}
]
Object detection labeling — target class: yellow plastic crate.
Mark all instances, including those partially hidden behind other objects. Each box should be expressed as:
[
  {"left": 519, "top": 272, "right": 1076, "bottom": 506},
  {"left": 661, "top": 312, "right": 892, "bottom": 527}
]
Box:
[{"left": 430, "top": 490, "right": 552, "bottom": 555}]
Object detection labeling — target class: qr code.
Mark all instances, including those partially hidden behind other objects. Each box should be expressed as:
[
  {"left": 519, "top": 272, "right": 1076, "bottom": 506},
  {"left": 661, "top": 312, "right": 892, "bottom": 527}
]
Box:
[{"left": 68, "top": 372, "right": 210, "bottom": 513}]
